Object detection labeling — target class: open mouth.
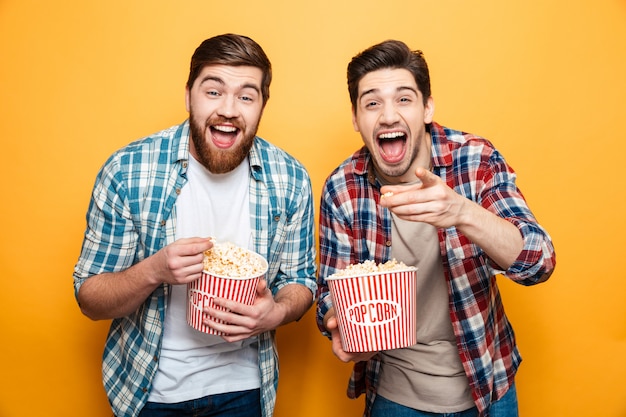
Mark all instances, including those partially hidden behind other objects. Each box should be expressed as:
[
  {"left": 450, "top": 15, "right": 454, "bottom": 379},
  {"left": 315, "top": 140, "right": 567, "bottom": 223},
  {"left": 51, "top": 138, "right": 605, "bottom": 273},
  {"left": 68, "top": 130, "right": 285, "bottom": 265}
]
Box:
[
  {"left": 210, "top": 124, "right": 240, "bottom": 149},
  {"left": 377, "top": 131, "right": 407, "bottom": 164}
]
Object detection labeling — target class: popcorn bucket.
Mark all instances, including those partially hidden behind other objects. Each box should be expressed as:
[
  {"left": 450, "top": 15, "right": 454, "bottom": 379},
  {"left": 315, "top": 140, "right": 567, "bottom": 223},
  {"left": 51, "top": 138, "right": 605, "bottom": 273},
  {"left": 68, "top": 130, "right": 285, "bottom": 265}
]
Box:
[
  {"left": 327, "top": 268, "right": 417, "bottom": 352},
  {"left": 186, "top": 250, "right": 268, "bottom": 335}
]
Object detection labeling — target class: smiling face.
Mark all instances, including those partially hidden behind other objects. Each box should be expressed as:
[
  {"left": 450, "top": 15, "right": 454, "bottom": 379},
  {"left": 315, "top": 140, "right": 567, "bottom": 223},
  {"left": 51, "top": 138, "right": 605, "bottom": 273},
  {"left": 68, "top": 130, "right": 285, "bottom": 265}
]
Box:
[
  {"left": 352, "top": 68, "right": 434, "bottom": 184},
  {"left": 186, "top": 64, "right": 265, "bottom": 173}
]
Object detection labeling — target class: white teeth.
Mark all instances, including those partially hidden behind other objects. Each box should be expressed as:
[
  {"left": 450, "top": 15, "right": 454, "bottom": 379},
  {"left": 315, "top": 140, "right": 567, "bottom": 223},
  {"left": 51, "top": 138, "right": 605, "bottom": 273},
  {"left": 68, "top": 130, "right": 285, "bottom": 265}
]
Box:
[
  {"left": 213, "top": 125, "right": 237, "bottom": 133},
  {"left": 378, "top": 132, "right": 404, "bottom": 139}
]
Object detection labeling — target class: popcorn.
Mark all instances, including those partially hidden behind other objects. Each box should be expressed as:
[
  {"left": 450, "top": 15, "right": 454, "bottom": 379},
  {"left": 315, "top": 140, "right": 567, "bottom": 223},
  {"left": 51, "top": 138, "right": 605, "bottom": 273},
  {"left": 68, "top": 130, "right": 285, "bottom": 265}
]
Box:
[
  {"left": 326, "top": 258, "right": 418, "bottom": 352},
  {"left": 329, "top": 259, "right": 412, "bottom": 277},
  {"left": 188, "top": 241, "right": 267, "bottom": 335},
  {"left": 203, "top": 241, "right": 266, "bottom": 278}
]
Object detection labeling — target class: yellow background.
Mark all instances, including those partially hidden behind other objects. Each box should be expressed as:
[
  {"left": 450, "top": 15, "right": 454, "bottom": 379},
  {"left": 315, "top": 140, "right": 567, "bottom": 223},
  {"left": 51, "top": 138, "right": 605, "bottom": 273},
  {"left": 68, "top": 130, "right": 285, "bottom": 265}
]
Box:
[{"left": 1, "top": 0, "right": 625, "bottom": 416}]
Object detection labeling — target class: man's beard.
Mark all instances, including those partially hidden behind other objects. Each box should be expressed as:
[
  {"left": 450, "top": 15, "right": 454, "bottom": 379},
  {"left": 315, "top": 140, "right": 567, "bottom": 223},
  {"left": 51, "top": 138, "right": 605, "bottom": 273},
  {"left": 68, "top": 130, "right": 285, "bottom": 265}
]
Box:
[{"left": 189, "top": 113, "right": 257, "bottom": 174}]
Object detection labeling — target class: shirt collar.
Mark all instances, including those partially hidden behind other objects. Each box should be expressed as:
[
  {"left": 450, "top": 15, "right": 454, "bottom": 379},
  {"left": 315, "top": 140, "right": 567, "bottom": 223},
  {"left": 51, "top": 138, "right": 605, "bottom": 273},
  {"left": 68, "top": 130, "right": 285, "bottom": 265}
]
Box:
[
  {"left": 429, "top": 121, "right": 454, "bottom": 168},
  {"left": 175, "top": 119, "right": 192, "bottom": 162}
]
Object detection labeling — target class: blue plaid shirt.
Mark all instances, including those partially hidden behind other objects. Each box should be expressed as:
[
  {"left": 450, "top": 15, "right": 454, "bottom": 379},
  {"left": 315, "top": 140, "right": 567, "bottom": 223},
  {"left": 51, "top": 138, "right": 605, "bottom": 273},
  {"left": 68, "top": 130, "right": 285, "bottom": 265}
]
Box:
[
  {"left": 316, "top": 122, "right": 556, "bottom": 416},
  {"left": 74, "top": 120, "right": 317, "bottom": 417}
]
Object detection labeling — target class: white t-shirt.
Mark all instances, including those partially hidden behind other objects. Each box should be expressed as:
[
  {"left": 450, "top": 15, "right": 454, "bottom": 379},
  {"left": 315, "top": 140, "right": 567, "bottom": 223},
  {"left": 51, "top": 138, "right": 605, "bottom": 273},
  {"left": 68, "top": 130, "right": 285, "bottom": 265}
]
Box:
[{"left": 148, "top": 155, "right": 260, "bottom": 403}]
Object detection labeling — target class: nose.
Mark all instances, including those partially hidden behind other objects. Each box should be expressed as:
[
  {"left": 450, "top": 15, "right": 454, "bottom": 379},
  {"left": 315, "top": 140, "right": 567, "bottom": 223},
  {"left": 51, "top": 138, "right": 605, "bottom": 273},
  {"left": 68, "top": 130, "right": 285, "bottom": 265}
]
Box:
[
  {"left": 379, "top": 101, "right": 400, "bottom": 125},
  {"left": 217, "top": 95, "right": 239, "bottom": 119}
]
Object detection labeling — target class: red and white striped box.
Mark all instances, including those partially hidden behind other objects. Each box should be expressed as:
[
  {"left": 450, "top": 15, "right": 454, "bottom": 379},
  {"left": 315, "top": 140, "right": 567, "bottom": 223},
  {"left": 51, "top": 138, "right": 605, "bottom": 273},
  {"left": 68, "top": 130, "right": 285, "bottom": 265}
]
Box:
[
  {"left": 327, "top": 268, "right": 417, "bottom": 352},
  {"left": 186, "top": 253, "right": 267, "bottom": 336}
]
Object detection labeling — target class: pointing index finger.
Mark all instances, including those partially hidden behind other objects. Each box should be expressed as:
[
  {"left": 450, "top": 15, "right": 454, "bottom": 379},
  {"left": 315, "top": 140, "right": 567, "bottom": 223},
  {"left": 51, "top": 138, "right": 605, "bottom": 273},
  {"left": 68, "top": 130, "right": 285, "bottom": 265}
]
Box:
[{"left": 415, "top": 166, "right": 438, "bottom": 187}]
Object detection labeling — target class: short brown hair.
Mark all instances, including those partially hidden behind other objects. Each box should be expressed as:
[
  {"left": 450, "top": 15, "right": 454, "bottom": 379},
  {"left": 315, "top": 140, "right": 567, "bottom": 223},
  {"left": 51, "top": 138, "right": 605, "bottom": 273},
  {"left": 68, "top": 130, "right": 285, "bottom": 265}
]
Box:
[
  {"left": 347, "top": 40, "right": 431, "bottom": 109},
  {"left": 187, "top": 34, "right": 272, "bottom": 104}
]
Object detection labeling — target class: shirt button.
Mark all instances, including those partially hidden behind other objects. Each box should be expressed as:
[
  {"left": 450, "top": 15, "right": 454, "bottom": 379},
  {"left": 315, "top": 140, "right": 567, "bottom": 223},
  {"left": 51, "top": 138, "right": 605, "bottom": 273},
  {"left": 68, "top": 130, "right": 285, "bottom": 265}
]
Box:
[
  {"left": 142, "top": 387, "right": 148, "bottom": 393},
  {"left": 175, "top": 188, "right": 181, "bottom": 195},
  {"left": 385, "top": 240, "right": 392, "bottom": 247},
  {"left": 160, "top": 220, "right": 166, "bottom": 227},
  {"left": 153, "top": 355, "right": 158, "bottom": 362},
  {"left": 274, "top": 215, "right": 280, "bottom": 222}
]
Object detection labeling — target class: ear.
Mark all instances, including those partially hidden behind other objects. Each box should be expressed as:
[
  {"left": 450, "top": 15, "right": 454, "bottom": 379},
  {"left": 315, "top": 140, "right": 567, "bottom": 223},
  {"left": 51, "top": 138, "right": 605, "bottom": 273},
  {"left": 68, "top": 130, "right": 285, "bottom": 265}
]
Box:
[
  {"left": 185, "top": 86, "right": 191, "bottom": 112},
  {"left": 424, "top": 96, "right": 435, "bottom": 124},
  {"left": 351, "top": 107, "right": 360, "bottom": 132}
]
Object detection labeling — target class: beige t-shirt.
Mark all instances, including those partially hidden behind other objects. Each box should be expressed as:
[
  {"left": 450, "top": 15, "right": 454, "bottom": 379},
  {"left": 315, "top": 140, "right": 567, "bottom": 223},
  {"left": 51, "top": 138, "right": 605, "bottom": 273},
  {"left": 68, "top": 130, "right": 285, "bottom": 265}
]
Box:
[{"left": 376, "top": 214, "right": 475, "bottom": 412}]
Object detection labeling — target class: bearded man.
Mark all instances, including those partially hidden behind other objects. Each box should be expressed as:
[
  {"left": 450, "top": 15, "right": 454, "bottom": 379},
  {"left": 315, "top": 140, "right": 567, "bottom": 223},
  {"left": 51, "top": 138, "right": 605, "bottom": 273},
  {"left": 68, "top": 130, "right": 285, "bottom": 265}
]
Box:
[{"left": 73, "top": 34, "right": 316, "bottom": 417}]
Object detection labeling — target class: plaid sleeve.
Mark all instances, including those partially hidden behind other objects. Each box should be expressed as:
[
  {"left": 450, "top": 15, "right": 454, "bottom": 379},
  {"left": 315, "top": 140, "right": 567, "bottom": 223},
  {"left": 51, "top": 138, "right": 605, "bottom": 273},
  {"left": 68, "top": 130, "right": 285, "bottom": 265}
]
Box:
[
  {"left": 315, "top": 177, "right": 354, "bottom": 335},
  {"left": 315, "top": 155, "right": 391, "bottom": 334},
  {"left": 73, "top": 153, "right": 138, "bottom": 298},
  {"left": 475, "top": 144, "right": 556, "bottom": 284},
  {"left": 272, "top": 162, "right": 317, "bottom": 296},
  {"left": 250, "top": 139, "right": 317, "bottom": 296}
]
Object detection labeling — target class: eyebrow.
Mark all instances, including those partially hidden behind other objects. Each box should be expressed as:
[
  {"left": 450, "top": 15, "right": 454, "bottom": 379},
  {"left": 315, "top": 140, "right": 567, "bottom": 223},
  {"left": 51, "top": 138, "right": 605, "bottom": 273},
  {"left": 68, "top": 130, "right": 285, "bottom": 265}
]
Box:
[
  {"left": 359, "top": 85, "right": 419, "bottom": 100},
  {"left": 198, "top": 75, "right": 261, "bottom": 95}
]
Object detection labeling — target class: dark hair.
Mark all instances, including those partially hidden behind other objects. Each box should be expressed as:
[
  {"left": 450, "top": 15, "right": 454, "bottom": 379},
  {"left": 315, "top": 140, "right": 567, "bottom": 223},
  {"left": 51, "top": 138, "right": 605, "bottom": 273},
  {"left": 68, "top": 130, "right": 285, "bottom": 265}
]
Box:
[
  {"left": 186, "top": 33, "right": 272, "bottom": 103},
  {"left": 347, "top": 40, "right": 431, "bottom": 109}
]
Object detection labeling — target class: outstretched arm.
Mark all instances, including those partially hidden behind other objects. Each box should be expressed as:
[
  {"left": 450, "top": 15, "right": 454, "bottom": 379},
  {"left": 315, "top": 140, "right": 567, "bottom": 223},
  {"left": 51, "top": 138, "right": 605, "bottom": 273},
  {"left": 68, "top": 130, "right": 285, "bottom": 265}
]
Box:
[{"left": 379, "top": 167, "right": 523, "bottom": 270}]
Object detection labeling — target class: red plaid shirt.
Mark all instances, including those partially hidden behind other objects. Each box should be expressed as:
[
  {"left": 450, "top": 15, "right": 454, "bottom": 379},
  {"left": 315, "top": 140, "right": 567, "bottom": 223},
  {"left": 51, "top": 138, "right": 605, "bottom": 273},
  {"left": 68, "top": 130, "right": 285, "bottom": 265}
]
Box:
[{"left": 316, "top": 122, "right": 556, "bottom": 416}]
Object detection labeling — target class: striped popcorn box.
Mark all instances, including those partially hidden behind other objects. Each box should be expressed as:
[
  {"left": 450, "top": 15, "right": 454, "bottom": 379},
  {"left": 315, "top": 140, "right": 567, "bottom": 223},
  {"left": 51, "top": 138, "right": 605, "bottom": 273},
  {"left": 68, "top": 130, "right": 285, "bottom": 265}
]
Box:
[
  {"left": 327, "top": 267, "right": 417, "bottom": 352},
  {"left": 187, "top": 246, "right": 268, "bottom": 335}
]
